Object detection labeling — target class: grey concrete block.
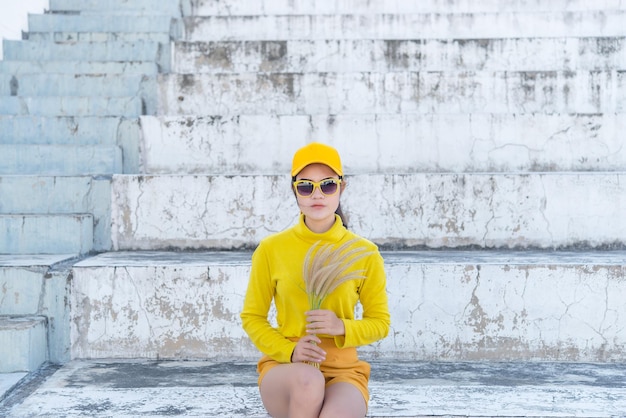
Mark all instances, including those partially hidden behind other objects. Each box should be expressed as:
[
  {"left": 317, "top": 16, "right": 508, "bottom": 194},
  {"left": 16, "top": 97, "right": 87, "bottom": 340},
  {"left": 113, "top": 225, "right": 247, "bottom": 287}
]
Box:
[
  {"left": 0, "top": 214, "right": 93, "bottom": 254},
  {"left": 0, "top": 316, "right": 47, "bottom": 373},
  {"left": 0, "top": 145, "right": 123, "bottom": 175}
]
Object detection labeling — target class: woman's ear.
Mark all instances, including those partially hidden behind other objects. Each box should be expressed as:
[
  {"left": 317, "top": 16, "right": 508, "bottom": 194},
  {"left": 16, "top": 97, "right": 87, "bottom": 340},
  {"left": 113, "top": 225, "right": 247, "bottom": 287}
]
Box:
[{"left": 340, "top": 179, "right": 347, "bottom": 193}]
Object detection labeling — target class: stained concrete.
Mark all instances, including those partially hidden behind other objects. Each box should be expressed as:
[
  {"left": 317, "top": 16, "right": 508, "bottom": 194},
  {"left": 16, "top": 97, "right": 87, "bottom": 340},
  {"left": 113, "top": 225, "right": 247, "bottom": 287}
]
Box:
[
  {"left": 2, "top": 360, "right": 626, "bottom": 417},
  {"left": 70, "top": 250, "right": 626, "bottom": 362}
]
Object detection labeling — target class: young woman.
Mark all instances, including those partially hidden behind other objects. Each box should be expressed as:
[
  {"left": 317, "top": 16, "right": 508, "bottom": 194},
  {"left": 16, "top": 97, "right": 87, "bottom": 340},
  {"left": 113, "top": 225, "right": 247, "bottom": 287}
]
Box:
[{"left": 241, "top": 142, "right": 390, "bottom": 418}]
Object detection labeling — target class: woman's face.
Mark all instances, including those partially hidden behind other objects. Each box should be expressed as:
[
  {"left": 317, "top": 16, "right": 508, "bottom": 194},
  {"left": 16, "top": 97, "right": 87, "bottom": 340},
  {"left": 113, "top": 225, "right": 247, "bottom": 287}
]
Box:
[{"left": 294, "top": 163, "right": 343, "bottom": 233}]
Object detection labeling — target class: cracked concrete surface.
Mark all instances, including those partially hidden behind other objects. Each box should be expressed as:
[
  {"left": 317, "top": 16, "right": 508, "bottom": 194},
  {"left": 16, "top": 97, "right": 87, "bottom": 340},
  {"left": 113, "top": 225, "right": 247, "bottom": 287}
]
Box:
[
  {"left": 111, "top": 173, "right": 626, "bottom": 251},
  {"left": 69, "top": 251, "right": 626, "bottom": 362},
  {"left": 2, "top": 360, "right": 626, "bottom": 417}
]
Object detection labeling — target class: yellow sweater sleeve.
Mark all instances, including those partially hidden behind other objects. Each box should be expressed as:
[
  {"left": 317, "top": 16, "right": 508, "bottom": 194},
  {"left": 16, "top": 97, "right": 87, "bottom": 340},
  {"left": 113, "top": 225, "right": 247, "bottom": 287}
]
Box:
[
  {"left": 336, "top": 250, "right": 390, "bottom": 348},
  {"left": 240, "top": 243, "right": 297, "bottom": 363}
]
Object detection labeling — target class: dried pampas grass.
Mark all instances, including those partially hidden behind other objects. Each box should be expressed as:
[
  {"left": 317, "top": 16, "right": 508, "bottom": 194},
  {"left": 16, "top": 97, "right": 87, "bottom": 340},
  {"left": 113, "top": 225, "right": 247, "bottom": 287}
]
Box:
[
  {"left": 303, "top": 238, "right": 372, "bottom": 311},
  {"left": 301, "top": 238, "right": 372, "bottom": 368}
]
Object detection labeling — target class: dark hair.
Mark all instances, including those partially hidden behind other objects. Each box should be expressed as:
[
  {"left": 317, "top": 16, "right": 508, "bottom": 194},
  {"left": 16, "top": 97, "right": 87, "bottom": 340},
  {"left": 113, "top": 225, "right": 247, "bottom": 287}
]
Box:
[
  {"left": 291, "top": 176, "right": 349, "bottom": 229},
  {"left": 335, "top": 203, "right": 348, "bottom": 229}
]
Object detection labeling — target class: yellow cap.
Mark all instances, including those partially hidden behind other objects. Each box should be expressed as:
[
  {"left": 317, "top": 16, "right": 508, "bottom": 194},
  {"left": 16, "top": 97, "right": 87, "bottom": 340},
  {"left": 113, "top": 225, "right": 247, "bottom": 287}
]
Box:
[{"left": 291, "top": 142, "right": 343, "bottom": 177}]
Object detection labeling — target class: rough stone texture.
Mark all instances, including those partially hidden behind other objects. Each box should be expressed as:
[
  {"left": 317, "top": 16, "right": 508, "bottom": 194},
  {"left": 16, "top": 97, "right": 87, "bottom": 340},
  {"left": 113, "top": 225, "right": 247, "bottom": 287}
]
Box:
[
  {"left": 70, "top": 251, "right": 626, "bottom": 362},
  {"left": 111, "top": 173, "right": 626, "bottom": 250}
]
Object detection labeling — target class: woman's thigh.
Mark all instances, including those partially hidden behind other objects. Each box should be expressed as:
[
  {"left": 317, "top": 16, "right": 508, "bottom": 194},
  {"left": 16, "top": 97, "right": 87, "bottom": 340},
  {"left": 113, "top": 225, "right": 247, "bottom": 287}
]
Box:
[{"left": 320, "top": 382, "right": 367, "bottom": 418}]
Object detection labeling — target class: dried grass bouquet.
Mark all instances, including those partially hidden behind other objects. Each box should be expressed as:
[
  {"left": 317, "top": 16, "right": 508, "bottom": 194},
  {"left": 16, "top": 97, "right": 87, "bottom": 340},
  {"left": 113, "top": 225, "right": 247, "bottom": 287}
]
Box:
[{"left": 302, "top": 238, "right": 372, "bottom": 367}]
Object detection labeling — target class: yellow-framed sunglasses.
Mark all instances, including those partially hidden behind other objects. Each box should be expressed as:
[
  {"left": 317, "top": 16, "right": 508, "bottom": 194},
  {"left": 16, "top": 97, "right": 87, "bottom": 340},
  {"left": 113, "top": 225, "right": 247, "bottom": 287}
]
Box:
[{"left": 293, "top": 178, "right": 342, "bottom": 197}]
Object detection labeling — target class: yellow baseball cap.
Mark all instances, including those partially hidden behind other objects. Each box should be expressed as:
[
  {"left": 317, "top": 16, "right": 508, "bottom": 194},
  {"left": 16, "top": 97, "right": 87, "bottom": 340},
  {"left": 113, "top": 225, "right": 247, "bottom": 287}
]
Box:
[{"left": 291, "top": 142, "right": 343, "bottom": 177}]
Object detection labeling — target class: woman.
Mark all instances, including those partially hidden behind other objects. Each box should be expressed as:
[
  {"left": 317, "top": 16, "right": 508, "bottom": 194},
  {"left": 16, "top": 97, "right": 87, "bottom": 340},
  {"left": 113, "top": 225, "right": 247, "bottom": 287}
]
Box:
[{"left": 241, "top": 142, "right": 390, "bottom": 418}]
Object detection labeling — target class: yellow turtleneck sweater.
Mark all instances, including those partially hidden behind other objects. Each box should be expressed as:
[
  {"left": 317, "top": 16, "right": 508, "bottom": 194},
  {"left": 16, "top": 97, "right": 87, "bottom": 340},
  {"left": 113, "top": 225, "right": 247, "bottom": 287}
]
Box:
[{"left": 241, "top": 214, "right": 390, "bottom": 363}]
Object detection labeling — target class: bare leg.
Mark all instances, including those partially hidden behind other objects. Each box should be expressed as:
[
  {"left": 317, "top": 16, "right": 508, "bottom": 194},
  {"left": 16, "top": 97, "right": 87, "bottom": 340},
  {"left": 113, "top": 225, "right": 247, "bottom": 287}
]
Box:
[
  {"left": 319, "top": 382, "right": 367, "bottom": 418},
  {"left": 259, "top": 363, "right": 326, "bottom": 418}
]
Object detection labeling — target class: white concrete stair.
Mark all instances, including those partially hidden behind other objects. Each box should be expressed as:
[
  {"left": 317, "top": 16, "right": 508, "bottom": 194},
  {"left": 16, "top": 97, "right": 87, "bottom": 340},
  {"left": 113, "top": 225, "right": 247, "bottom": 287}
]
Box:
[
  {"left": 0, "top": 96, "right": 144, "bottom": 117},
  {"left": 109, "top": 173, "right": 626, "bottom": 251},
  {"left": 0, "top": 144, "right": 123, "bottom": 175},
  {"left": 49, "top": 0, "right": 181, "bottom": 15},
  {"left": 176, "top": 11, "right": 626, "bottom": 42},
  {"left": 3, "top": 40, "right": 168, "bottom": 69},
  {"left": 0, "top": 175, "right": 112, "bottom": 251},
  {"left": 0, "top": 317, "right": 48, "bottom": 373},
  {"left": 138, "top": 113, "right": 626, "bottom": 174},
  {"left": 0, "top": 115, "right": 136, "bottom": 145},
  {"left": 69, "top": 250, "right": 626, "bottom": 362},
  {"left": 182, "top": 0, "right": 626, "bottom": 16},
  {"left": 25, "top": 32, "right": 172, "bottom": 44},
  {"left": 0, "top": 214, "right": 93, "bottom": 254},
  {"left": 0, "top": 73, "right": 155, "bottom": 98},
  {"left": 172, "top": 37, "right": 626, "bottom": 74},
  {"left": 0, "top": 60, "right": 158, "bottom": 75},
  {"left": 27, "top": 14, "right": 173, "bottom": 34},
  {"left": 158, "top": 71, "right": 625, "bottom": 115},
  {"left": 0, "top": 255, "right": 76, "bottom": 365}
]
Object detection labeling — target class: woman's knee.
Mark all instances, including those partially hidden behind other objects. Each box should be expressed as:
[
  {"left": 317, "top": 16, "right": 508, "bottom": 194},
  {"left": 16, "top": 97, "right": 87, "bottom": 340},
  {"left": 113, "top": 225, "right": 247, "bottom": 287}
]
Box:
[{"left": 291, "top": 364, "right": 326, "bottom": 397}]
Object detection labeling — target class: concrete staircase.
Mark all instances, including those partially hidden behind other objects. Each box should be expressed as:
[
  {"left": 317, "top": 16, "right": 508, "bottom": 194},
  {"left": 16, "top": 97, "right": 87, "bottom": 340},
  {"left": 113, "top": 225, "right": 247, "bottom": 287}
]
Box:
[
  {"left": 0, "top": 0, "right": 179, "bottom": 378},
  {"left": 2, "top": 0, "right": 626, "bottom": 415}
]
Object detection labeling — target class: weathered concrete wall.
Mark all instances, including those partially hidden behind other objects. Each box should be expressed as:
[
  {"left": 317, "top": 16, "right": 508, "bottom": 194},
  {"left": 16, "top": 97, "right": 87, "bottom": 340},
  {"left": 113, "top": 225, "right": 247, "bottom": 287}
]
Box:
[
  {"left": 111, "top": 173, "right": 626, "bottom": 250},
  {"left": 182, "top": 0, "right": 626, "bottom": 16},
  {"left": 70, "top": 251, "right": 626, "bottom": 362},
  {"left": 139, "top": 113, "right": 626, "bottom": 174}
]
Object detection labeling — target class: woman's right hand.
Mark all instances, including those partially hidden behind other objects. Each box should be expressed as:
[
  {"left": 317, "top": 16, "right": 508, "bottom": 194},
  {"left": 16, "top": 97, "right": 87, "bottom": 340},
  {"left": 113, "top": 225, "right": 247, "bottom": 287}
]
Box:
[{"left": 290, "top": 334, "right": 326, "bottom": 364}]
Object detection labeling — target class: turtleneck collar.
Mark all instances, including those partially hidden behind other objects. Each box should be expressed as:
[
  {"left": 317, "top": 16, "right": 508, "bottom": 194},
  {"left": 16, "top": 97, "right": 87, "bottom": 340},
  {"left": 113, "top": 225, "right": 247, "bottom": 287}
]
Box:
[{"left": 294, "top": 213, "right": 347, "bottom": 244}]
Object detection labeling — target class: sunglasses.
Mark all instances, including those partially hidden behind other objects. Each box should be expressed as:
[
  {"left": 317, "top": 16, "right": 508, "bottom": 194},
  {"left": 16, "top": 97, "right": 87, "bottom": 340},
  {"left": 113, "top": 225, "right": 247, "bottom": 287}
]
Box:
[{"left": 293, "top": 178, "right": 342, "bottom": 197}]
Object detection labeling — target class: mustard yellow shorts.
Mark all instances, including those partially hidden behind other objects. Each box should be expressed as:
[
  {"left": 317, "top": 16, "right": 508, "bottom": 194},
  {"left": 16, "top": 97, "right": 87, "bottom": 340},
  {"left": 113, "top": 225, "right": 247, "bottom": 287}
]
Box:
[{"left": 257, "top": 337, "right": 371, "bottom": 406}]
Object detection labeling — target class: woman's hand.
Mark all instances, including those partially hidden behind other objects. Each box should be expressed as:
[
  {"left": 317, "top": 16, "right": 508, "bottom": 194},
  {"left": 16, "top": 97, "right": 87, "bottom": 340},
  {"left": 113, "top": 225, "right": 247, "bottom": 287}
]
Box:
[
  {"left": 291, "top": 334, "right": 325, "bottom": 364},
  {"left": 306, "top": 309, "right": 345, "bottom": 336}
]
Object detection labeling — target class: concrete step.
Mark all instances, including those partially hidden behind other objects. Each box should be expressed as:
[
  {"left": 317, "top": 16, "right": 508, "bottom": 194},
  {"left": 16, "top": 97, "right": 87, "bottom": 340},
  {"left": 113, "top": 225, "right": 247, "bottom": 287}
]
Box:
[
  {"left": 0, "top": 144, "right": 123, "bottom": 175},
  {"left": 173, "top": 37, "right": 626, "bottom": 74},
  {"left": 0, "top": 254, "right": 76, "bottom": 364},
  {"left": 0, "top": 60, "right": 159, "bottom": 75},
  {"left": 0, "top": 256, "right": 68, "bottom": 316},
  {"left": 49, "top": 0, "right": 181, "bottom": 16},
  {"left": 0, "top": 74, "right": 157, "bottom": 116},
  {"left": 3, "top": 40, "right": 167, "bottom": 68},
  {"left": 0, "top": 96, "right": 144, "bottom": 117},
  {"left": 0, "top": 176, "right": 111, "bottom": 251},
  {"left": 157, "top": 70, "right": 625, "bottom": 115},
  {"left": 110, "top": 173, "right": 626, "bottom": 251},
  {"left": 3, "top": 360, "right": 626, "bottom": 417},
  {"left": 25, "top": 31, "right": 171, "bottom": 44},
  {"left": 138, "top": 113, "right": 626, "bottom": 174},
  {"left": 177, "top": 11, "right": 626, "bottom": 41},
  {"left": 183, "top": 0, "right": 626, "bottom": 16},
  {"left": 0, "top": 116, "right": 138, "bottom": 146},
  {"left": 0, "top": 372, "right": 27, "bottom": 403},
  {"left": 0, "top": 215, "right": 93, "bottom": 254},
  {"left": 0, "top": 73, "right": 155, "bottom": 98},
  {"left": 70, "top": 250, "right": 626, "bottom": 361},
  {"left": 27, "top": 14, "right": 173, "bottom": 34},
  {"left": 0, "top": 316, "right": 47, "bottom": 373}
]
